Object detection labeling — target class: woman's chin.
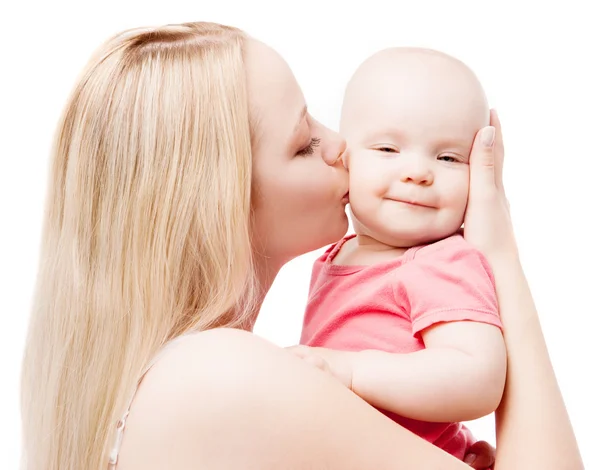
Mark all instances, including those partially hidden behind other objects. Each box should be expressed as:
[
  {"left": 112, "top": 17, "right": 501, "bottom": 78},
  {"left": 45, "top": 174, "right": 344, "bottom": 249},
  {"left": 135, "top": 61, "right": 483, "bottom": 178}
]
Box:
[{"left": 324, "top": 217, "right": 350, "bottom": 247}]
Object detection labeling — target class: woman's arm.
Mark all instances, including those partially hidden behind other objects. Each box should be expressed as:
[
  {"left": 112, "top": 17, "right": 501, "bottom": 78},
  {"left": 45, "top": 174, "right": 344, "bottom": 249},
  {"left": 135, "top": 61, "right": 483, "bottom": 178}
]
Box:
[
  {"left": 118, "top": 327, "right": 475, "bottom": 470},
  {"left": 493, "top": 257, "right": 583, "bottom": 469},
  {"left": 465, "top": 110, "right": 583, "bottom": 469},
  {"left": 119, "top": 265, "right": 578, "bottom": 470}
]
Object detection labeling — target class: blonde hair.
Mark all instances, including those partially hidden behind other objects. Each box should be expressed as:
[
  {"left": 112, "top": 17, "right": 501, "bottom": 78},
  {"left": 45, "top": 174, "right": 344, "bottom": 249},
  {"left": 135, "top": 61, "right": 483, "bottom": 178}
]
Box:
[{"left": 21, "top": 21, "right": 258, "bottom": 470}]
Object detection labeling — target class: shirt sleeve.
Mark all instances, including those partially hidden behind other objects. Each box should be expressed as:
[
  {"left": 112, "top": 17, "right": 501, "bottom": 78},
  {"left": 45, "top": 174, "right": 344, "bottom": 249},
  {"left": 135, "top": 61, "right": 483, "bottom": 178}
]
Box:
[{"left": 397, "top": 236, "right": 502, "bottom": 337}]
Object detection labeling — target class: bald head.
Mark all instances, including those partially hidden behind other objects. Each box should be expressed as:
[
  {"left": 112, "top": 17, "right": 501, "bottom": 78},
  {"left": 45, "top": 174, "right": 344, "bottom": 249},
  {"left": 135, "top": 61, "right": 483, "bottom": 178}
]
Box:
[
  {"left": 346, "top": 47, "right": 484, "bottom": 94},
  {"left": 340, "top": 48, "right": 490, "bottom": 248},
  {"left": 341, "top": 47, "right": 489, "bottom": 144}
]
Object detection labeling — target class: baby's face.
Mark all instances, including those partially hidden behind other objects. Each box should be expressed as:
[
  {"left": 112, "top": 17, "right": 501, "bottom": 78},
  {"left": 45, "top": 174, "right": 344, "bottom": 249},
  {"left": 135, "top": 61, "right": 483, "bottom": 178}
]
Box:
[{"left": 340, "top": 49, "right": 489, "bottom": 248}]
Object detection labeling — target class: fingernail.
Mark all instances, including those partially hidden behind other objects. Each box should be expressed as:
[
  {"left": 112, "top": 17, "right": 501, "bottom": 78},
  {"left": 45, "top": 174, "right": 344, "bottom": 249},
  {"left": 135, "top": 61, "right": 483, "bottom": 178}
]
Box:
[
  {"left": 480, "top": 126, "right": 495, "bottom": 147},
  {"left": 465, "top": 453, "right": 476, "bottom": 465}
]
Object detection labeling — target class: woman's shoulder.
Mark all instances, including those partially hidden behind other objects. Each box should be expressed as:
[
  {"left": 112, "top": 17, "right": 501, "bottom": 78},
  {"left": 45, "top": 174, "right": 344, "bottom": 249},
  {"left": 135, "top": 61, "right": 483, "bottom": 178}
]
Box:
[
  {"left": 116, "top": 328, "right": 277, "bottom": 468},
  {"left": 133, "top": 327, "right": 273, "bottom": 409}
]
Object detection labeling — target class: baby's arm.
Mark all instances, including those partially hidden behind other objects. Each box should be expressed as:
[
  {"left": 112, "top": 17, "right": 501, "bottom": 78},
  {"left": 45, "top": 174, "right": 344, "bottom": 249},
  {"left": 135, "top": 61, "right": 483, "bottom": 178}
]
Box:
[
  {"left": 354, "top": 238, "right": 507, "bottom": 422},
  {"left": 348, "top": 319, "right": 506, "bottom": 422},
  {"left": 295, "top": 236, "right": 506, "bottom": 423},
  {"left": 295, "top": 317, "right": 506, "bottom": 423}
]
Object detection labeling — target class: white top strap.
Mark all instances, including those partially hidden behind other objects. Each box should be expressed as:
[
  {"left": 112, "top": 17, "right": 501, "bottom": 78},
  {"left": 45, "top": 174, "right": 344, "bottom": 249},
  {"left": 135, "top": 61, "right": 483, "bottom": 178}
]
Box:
[{"left": 108, "top": 335, "right": 189, "bottom": 468}]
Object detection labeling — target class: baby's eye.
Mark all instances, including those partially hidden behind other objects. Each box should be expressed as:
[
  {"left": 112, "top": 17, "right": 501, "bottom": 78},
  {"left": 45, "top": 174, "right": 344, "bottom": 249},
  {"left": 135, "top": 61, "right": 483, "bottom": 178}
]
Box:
[
  {"left": 376, "top": 146, "right": 398, "bottom": 153},
  {"left": 438, "top": 155, "right": 458, "bottom": 163}
]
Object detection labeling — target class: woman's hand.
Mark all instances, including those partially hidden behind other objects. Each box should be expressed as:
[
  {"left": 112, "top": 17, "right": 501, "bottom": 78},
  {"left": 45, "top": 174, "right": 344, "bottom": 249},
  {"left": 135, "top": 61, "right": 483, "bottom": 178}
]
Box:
[{"left": 463, "top": 110, "right": 517, "bottom": 263}]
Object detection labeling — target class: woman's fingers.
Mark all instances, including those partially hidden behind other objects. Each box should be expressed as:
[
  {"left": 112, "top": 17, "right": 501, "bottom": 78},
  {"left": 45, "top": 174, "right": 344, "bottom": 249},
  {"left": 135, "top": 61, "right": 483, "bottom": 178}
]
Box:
[
  {"left": 490, "top": 109, "right": 505, "bottom": 195},
  {"left": 469, "top": 124, "right": 497, "bottom": 198}
]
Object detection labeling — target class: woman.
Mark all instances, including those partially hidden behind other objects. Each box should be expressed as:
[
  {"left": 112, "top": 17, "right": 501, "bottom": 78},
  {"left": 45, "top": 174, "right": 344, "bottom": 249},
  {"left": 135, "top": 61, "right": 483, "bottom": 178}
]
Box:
[{"left": 21, "top": 21, "right": 582, "bottom": 469}]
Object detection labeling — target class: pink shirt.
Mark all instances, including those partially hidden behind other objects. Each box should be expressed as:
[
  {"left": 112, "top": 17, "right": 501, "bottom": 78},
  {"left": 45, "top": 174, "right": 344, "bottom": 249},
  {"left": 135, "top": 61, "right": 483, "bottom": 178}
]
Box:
[{"left": 300, "top": 234, "right": 502, "bottom": 460}]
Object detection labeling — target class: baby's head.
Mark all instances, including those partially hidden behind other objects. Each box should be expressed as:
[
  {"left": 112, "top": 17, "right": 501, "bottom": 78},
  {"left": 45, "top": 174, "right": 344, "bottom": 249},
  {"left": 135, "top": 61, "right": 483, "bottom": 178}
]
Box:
[{"left": 341, "top": 48, "right": 489, "bottom": 248}]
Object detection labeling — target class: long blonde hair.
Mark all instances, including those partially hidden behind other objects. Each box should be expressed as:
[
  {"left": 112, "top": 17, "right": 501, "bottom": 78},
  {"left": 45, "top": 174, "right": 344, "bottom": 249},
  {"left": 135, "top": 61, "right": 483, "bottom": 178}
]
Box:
[{"left": 21, "top": 21, "right": 258, "bottom": 470}]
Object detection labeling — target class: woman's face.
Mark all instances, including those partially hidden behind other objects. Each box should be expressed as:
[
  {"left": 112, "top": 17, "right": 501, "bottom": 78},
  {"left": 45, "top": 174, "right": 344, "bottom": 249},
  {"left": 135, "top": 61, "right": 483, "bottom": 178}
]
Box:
[{"left": 246, "top": 40, "right": 349, "bottom": 265}]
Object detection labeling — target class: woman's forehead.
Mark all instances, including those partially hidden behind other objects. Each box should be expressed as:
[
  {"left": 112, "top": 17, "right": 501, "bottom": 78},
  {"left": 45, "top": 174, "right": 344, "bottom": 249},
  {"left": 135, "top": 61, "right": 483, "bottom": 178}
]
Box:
[{"left": 245, "top": 39, "right": 305, "bottom": 125}]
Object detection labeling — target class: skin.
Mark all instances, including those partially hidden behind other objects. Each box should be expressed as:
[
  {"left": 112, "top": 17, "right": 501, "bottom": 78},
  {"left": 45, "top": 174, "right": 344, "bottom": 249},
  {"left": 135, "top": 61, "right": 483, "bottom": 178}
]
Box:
[{"left": 116, "top": 40, "right": 583, "bottom": 470}]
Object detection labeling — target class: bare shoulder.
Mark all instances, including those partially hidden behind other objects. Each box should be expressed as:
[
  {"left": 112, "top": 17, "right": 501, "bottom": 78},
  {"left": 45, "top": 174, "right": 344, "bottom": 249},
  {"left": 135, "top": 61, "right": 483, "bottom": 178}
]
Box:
[
  {"left": 117, "top": 328, "right": 283, "bottom": 469},
  {"left": 139, "top": 327, "right": 277, "bottom": 403}
]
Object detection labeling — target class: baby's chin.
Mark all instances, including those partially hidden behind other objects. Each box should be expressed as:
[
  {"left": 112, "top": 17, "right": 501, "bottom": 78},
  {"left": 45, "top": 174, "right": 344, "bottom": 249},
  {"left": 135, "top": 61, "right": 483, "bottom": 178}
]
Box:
[
  {"left": 360, "top": 225, "right": 462, "bottom": 249},
  {"left": 350, "top": 209, "right": 463, "bottom": 247}
]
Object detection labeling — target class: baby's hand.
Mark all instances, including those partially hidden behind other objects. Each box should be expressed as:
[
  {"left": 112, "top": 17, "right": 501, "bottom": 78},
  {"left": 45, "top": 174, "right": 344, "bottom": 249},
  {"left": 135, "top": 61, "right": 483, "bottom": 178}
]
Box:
[
  {"left": 287, "top": 345, "right": 353, "bottom": 389},
  {"left": 287, "top": 345, "right": 333, "bottom": 374},
  {"left": 465, "top": 440, "right": 496, "bottom": 469}
]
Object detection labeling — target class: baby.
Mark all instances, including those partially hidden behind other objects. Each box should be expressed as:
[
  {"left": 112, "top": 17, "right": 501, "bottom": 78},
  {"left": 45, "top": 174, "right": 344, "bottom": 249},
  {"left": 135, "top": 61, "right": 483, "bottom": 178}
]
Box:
[{"left": 294, "top": 48, "right": 506, "bottom": 461}]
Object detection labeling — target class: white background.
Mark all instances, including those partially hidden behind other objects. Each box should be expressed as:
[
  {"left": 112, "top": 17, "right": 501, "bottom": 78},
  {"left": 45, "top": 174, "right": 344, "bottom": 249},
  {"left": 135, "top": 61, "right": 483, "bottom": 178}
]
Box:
[{"left": 1, "top": 1, "right": 598, "bottom": 468}]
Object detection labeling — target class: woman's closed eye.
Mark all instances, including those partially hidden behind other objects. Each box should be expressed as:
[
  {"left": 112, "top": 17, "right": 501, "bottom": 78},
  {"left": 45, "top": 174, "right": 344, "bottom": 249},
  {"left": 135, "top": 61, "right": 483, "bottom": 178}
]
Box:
[{"left": 296, "top": 137, "right": 321, "bottom": 157}]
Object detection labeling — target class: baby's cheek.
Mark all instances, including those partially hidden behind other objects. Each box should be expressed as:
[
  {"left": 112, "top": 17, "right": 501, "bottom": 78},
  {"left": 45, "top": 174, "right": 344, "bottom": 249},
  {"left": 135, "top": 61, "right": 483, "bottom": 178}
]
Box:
[
  {"left": 350, "top": 162, "right": 377, "bottom": 186},
  {"left": 448, "top": 174, "right": 470, "bottom": 201},
  {"left": 452, "top": 187, "right": 470, "bottom": 219},
  {"left": 439, "top": 178, "right": 469, "bottom": 220}
]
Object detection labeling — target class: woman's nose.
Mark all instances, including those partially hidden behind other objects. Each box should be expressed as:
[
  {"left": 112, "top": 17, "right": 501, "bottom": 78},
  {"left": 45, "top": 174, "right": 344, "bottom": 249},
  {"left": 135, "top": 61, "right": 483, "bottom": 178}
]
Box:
[{"left": 321, "top": 126, "right": 347, "bottom": 167}]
